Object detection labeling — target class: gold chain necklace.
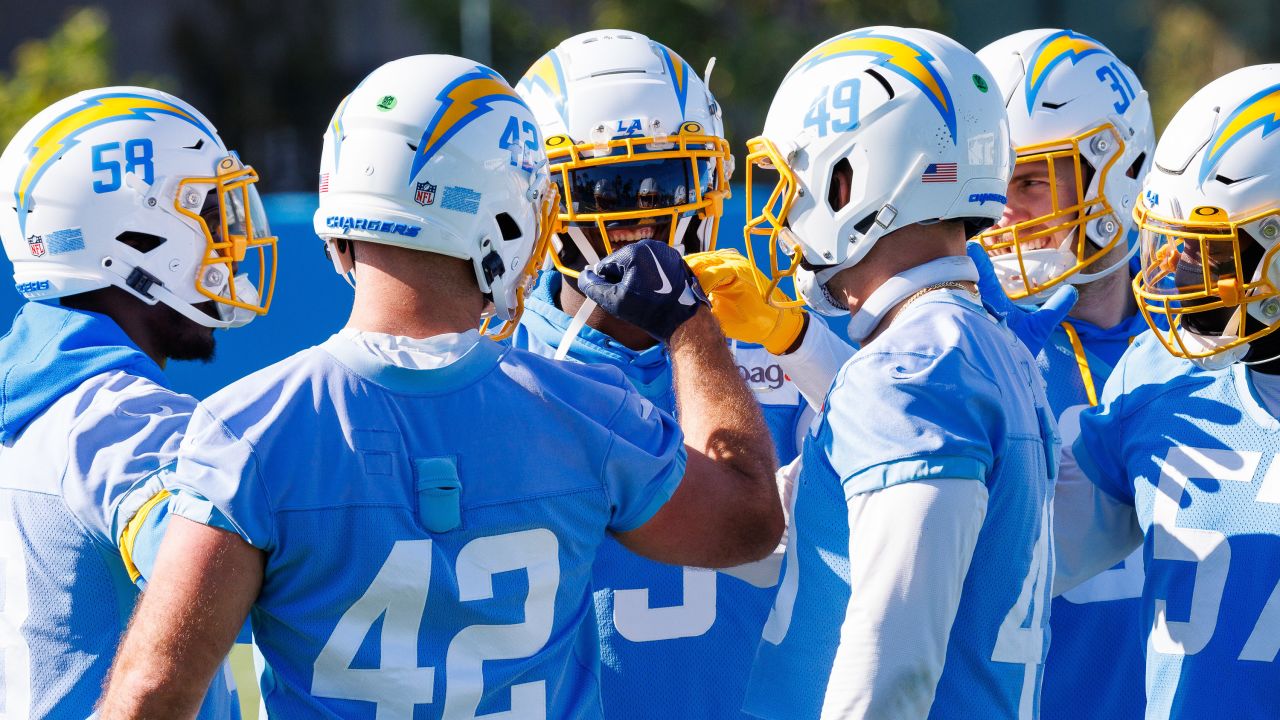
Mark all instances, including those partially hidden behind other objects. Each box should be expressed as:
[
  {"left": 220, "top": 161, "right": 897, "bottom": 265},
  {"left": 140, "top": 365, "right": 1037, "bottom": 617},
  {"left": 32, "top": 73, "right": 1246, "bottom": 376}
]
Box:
[{"left": 902, "top": 281, "right": 978, "bottom": 311}]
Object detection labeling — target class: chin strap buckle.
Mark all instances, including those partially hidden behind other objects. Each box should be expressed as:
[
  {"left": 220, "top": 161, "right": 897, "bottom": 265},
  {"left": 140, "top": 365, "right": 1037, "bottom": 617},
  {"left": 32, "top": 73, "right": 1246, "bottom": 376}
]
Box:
[
  {"left": 480, "top": 250, "right": 505, "bottom": 285},
  {"left": 125, "top": 266, "right": 163, "bottom": 299}
]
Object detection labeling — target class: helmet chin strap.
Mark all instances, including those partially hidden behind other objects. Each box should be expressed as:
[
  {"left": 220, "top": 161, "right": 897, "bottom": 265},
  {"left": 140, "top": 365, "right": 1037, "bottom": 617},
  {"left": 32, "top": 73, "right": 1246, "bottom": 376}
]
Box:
[
  {"left": 100, "top": 254, "right": 258, "bottom": 329},
  {"left": 1068, "top": 225, "right": 1139, "bottom": 284},
  {"left": 846, "top": 256, "right": 979, "bottom": 344},
  {"left": 1181, "top": 312, "right": 1249, "bottom": 371},
  {"left": 554, "top": 228, "right": 602, "bottom": 361},
  {"left": 552, "top": 217, "right": 696, "bottom": 359}
]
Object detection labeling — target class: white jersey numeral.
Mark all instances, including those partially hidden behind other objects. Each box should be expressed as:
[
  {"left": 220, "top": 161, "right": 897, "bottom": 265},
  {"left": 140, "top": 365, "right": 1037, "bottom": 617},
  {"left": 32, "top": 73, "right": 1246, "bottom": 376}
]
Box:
[
  {"left": 313, "top": 530, "right": 560, "bottom": 719},
  {"left": 613, "top": 567, "right": 716, "bottom": 643},
  {"left": 0, "top": 518, "right": 31, "bottom": 719},
  {"left": 444, "top": 530, "right": 558, "bottom": 720},
  {"left": 1151, "top": 447, "right": 1280, "bottom": 661},
  {"left": 992, "top": 493, "right": 1052, "bottom": 720}
]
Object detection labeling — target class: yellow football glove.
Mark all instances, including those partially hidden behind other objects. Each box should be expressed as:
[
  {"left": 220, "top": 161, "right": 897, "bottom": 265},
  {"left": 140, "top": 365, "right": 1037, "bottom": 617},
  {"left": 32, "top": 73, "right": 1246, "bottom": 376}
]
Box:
[{"left": 684, "top": 249, "right": 806, "bottom": 354}]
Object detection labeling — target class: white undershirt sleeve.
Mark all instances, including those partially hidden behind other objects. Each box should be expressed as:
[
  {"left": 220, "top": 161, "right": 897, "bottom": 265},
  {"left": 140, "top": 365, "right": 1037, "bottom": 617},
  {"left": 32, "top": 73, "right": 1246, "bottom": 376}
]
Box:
[
  {"left": 819, "top": 478, "right": 988, "bottom": 720},
  {"left": 1051, "top": 440, "right": 1143, "bottom": 596},
  {"left": 777, "top": 318, "right": 856, "bottom": 410},
  {"left": 719, "top": 456, "right": 802, "bottom": 588}
]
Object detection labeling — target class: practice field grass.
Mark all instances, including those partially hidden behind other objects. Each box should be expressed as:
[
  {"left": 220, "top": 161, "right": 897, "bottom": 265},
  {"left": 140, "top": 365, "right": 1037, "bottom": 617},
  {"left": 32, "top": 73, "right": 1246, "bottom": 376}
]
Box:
[{"left": 230, "top": 644, "right": 261, "bottom": 719}]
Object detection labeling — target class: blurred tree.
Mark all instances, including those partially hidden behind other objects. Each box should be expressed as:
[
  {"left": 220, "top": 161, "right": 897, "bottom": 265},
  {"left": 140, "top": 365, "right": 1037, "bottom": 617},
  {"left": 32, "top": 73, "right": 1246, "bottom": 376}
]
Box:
[
  {"left": 168, "top": 0, "right": 348, "bottom": 193},
  {"left": 0, "top": 7, "right": 112, "bottom": 146},
  {"left": 405, "top": 0, "right": 949, "bottom": 145},
  {"left": 1142, "top": 2, "right": 1252, "bottom": 131}
]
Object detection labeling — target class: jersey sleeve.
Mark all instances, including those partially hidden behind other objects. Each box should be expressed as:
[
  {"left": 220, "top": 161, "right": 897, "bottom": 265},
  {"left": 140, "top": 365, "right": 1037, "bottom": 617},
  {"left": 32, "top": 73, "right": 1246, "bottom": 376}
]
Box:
[
  {"left": 59, "top": 376, "right": 195, "bottom": 550},
  {"left": 600, "top": 383, "right": 687, "bottom": 532},
  {"left": 165, "top": 402, "right": 277, "bottom": 551},
  {"left": 823, "top": 478, "right": 989, "bottom": 718},
  {"left": 776, "top": 317, "right": 857, "bottom": 410},
  {"left": 1071, "top": 347, "right": 1136, "bottom": 505},
  {"left": 826, "top": 349, "right": 999, "bottom": 497}
]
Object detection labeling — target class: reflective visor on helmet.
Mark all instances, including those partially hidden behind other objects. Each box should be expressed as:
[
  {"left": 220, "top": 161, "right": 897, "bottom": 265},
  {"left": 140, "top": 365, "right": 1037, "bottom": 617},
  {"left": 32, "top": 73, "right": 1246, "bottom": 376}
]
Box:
[
  {"left": 1133, "top": 201, "right": 1280, "bottom": 360},
  {"left": 541, "top": 127, "right": 732, "bottom": 277},
  {"left": 557, "top": 156, "right": 712, "bottom": 215}
]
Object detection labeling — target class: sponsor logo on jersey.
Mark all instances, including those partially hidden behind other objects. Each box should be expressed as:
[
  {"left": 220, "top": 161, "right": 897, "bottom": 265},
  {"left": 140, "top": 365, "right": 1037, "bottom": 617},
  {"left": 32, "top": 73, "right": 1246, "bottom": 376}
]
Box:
[
  {"left": 415, "top": 180, "right": 437, "bottom": 206},
  {"left": 324, "top": 216, "right": 422, "bottom": 237},
  {"left": 738, "top": 361, "right": 787, "bottom": 390}
]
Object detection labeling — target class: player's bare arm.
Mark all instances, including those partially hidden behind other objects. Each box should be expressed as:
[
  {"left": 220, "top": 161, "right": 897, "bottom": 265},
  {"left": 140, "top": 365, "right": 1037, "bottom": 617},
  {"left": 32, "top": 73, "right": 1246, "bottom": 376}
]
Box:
[
  {"left": 580, "top": 240, "right": 783, "bottom": 567},
  {"left": 99, "top": 518, "right": 263, "bottom": 718},
  {"left": 616, "top": 306, "right": 783, "bottom": 567}
]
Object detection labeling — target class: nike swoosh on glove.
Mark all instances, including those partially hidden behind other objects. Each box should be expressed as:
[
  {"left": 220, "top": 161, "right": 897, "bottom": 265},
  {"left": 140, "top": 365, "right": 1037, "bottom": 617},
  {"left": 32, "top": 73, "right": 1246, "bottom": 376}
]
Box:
[
  {"left": 579, "top": 239, "right": 710, "bottom": 341},
  {"left": 967, "top": 241, "right": 1078, "bottom": 357}
]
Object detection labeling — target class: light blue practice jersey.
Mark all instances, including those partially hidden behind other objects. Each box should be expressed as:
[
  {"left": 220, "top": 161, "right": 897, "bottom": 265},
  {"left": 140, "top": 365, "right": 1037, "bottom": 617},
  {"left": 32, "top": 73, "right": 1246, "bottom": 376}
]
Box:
[
  {"left": 166, "top": 331, "right": 686, "bottom": 719},
  {"left": 511, "top": 270, "right": 805, "bottom": 719},
  {"left": 0, "top": 302, "right": 238, "bottom": 719},
  {"left": 1073, "top": 332, "right": 1280, "bottom": 720},
  {"left": 1039, "top": 314, "right": 1148, "bottom": 720},
  {"left": 745, "top": 290, "right": 1058, "bottom": 720}
]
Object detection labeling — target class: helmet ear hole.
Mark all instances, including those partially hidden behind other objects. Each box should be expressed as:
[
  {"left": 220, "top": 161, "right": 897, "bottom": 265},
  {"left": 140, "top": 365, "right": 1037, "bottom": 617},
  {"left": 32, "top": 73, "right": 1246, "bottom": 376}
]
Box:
[
  {"left": 1127, "top": 152, "right": 1147, "bottom": 180},
  {"left": 116, "top": 231, "right": 168, "bottom": 253},
  {"left": 827, "top": 158, "right": 853, "bottom": 212},
  {"left": 495, "top": 213, "right": 523, "bottom": 241}
]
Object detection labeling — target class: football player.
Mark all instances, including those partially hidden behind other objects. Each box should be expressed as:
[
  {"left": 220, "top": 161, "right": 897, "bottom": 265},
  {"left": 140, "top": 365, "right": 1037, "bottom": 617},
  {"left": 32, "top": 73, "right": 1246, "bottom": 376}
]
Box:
[
  {"left": 1053, "top": 64, "right": 1280, "bottom": 719},
  {"left": 974, "top": 29, "right": 1155, "bottom": 720},
  {"left": 97, "top": 55, "right": 781, "bottom": 718},
  {"left": 696, "top": 27, "right": 1058, "bottom": 719},
  {"left": 0, "top": 87, "right": 273, "bottom": 718},
  {"left": 514, "top": 29, "right": 811, "bottom": 719}
]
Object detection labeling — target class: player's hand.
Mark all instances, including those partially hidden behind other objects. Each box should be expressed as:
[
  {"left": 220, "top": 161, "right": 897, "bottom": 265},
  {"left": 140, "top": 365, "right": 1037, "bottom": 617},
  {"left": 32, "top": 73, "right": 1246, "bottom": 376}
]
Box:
[
  {"left": 967, "top": 241, "right": 1077, "bottom": 356},
  {"left": 579, "top": 239, "right": 709, "bottom": 341},
  {"left": 685, "top": 249, "right": 807, "bottom": 355}
]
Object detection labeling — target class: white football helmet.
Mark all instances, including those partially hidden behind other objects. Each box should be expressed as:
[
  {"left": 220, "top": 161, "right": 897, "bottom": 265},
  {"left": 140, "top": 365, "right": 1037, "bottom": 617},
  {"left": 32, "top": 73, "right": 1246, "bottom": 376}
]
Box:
[
  {"left": 744, "top": 27, "right": 1013, "bottom": 314},
  {"left": 516, "top": 29, "right": 732, "bottom": 277},
  {"left": 976, "top": 29, "right": 1155, "bottom": 301},
  {"left": 1133, "top": 64, "right": 1280, "bottom": 368},
  {"left": 315, "top": 55, "right": 559, "bottom": 339},
  {"left": 0, "top": 86, "right": 275, "bottom": 328}
]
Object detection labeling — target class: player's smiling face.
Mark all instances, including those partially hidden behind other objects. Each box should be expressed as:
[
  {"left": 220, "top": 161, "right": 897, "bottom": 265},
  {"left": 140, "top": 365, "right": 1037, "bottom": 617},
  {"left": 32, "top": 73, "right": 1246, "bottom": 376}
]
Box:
[{"left": 990, "top": 155, "right": 1080, "bottom": 254}]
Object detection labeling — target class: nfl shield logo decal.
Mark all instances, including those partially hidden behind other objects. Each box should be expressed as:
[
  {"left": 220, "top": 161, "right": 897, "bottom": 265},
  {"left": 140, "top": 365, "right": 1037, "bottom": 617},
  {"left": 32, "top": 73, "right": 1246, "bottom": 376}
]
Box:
[
  {"left": 415, "top": 181, "right": 437, "bottom": 207},
  {"left": 27, "top": 235, "right": 46, "bottom": 257}
]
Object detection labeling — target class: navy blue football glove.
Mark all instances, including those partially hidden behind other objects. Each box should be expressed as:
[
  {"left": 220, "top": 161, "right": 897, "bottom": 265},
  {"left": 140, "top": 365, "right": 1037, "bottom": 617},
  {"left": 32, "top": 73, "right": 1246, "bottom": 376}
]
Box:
[
  {"left": 967, "top": 241, "right": 1078, "bottom": 357},
  {"left": 579, "top": 239, "right": 710, "bottom": 341}
]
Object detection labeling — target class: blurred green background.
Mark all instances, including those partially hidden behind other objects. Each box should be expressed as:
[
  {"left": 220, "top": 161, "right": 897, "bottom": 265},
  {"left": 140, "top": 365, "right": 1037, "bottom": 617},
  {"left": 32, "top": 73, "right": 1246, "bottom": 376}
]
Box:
[{"left": 1, "top": 0, "right": 1273, "bottom": 189}]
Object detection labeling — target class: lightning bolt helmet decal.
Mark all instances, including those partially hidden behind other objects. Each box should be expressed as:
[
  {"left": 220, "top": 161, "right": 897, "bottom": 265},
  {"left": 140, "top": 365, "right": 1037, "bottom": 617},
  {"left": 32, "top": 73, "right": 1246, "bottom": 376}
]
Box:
[
  {"left": 13, "top": 91, "right": 218, "bottom": 235},
  {"left": 1023, "top": 29, "right": 1110, "bottom": 114},
  {"left": 787, "top": 29, "right": 957, "bottom": 144},
  {"left": 1199, "top": 82, "right": 1280, "bottom": 185},
  {"left": 409, "top": 66, "right": 529, "bottom": 183}
]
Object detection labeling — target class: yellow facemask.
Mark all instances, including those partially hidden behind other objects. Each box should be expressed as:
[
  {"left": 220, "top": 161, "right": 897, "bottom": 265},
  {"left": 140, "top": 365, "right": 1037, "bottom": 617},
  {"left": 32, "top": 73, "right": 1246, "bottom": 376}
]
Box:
[
  {"left": 976, "top": 124, "right": 1128, "bottom": 300},
  {"left": 173, "top": 155, "right": 277, "bottom": 318},
  {"left": 1133, "top": 201, "right": 1280, "bottom": 362},
  {"left": 742, "top": 135, "right": 807, "bottom": 309},
  {"left": 546, "top": 121, "right": 731, "bottom": 278}
]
